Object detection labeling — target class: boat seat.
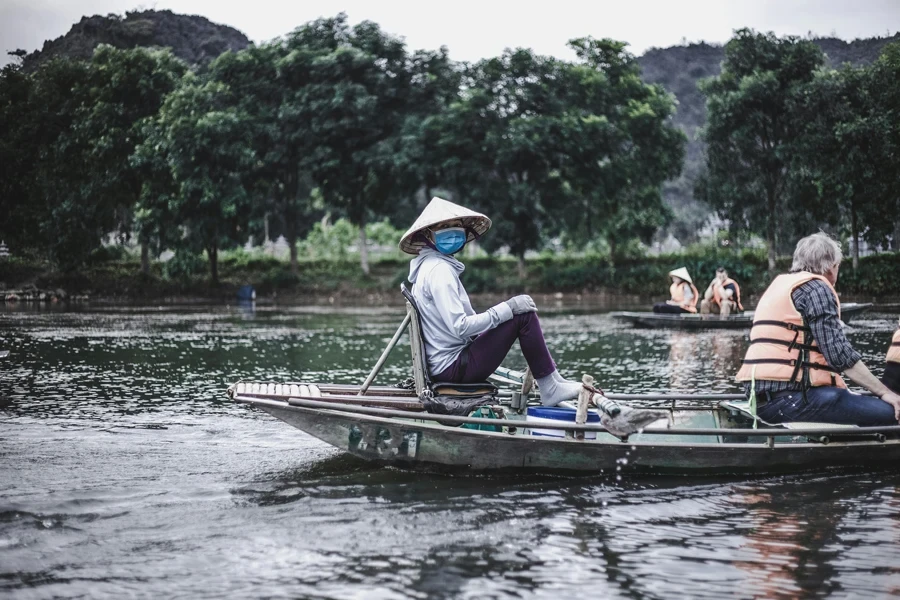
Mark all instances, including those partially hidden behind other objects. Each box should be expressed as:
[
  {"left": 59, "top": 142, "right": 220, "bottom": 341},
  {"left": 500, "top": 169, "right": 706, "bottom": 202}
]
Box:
[
  {"left": 401, "top": 283, "right": 498, "bottom": 400},
  {"left": 719, "top": 400, "right": 858, "bottom": 429}
]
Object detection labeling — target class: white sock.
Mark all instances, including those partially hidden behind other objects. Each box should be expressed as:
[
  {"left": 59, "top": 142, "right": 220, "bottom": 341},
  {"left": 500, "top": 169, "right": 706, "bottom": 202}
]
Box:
[{"left": 536, "top": 370, "right": 583, "bottom": 407}]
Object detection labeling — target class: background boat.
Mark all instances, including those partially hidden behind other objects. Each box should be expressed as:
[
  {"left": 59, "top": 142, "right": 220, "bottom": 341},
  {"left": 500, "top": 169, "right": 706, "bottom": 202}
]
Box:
[{"left": 611, "top": 302, "right": 873, "bottom": 329}]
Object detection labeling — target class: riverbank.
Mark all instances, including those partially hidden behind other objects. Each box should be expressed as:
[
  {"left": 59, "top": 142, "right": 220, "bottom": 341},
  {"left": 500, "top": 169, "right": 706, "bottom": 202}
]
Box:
[{"left": 2, "top": 251, "right": 898, "bottom": 305}]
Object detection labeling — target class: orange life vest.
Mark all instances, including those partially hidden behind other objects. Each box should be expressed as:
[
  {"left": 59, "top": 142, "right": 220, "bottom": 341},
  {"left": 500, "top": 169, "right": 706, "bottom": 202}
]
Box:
[
  {"left": 736, "top": 272, "right": 846, "bottom": 388},
  {"left": 713, "top": 277, "right": 744, "bottom": 311},
  {"left": 887, "top": 329, "right": 900, "bottom": 364},
  {"left": 670, "top": 281, "right": 699, "bottom": 313}
]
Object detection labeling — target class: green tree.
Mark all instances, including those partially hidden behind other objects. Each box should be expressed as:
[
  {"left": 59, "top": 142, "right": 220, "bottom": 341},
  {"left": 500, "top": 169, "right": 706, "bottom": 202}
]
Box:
[
  {"left": 289, "top": 15, "right": 415, "bottom": 275},
  {"left": 0, "top": 54, "right": 38, "bottom": 251},
  {"left": 210, "top": 42, "right": 324, "bottom": 275},
  {"left": 0, "top": 47, "right": 185, "bottom": 269},
  {"left": 561, "top": 38, "right": 685, "bottom": 262},
  {"left": 698, "top": 29, "right": 824, "bottom": 270},
  {"left": 78, "top": 45, "right": 187, "bottom": 272},
  {"left": 427, "top": 42, "right": 684, "bottom": 269},
  {"left": 425, "top": 49, "right": 573, "bottom": 272},
  {"left": 137, "top": 75, "right": 255, "bottom": 283},
  {"left": 866, "top": 42, "right": 900, "bottom": 251},
  {"left": 23, "top": 58, "right": 95, "bottom": 268},
  {"left": 790, "top": 61, "right": 896, "bottom": 269}
]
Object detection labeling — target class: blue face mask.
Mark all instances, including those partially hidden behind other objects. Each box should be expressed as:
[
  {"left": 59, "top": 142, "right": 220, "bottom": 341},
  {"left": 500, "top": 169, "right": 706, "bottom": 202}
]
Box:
[{"left": 433, "top": 227, "right": 467, "bottom": 255}]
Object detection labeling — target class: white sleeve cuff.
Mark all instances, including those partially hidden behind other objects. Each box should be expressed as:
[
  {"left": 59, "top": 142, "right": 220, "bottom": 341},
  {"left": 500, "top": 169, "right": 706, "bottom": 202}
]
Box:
[{"left": 491, "top": 302, "right": 514, "bottom": 324}]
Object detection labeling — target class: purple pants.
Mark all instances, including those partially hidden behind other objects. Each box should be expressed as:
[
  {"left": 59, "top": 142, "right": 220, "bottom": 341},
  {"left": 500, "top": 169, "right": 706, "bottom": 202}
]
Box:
[{"left": 434, "top": 312, "right": 556, "bottom": 383}]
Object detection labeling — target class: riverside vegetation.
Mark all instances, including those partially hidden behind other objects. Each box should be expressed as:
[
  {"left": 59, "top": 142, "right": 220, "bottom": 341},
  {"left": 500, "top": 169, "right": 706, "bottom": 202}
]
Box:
[
  {"left": 1, "top": 12, "right": 898, "bottom": 298},
  {"left": 2, "top": 223, "right": 898, "bottom": 302}
]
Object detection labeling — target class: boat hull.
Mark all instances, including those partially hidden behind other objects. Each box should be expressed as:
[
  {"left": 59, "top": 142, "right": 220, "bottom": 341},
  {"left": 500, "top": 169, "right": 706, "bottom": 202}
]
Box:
[{"left": 259, "top": 404, "right": 900, "bottom": 476}]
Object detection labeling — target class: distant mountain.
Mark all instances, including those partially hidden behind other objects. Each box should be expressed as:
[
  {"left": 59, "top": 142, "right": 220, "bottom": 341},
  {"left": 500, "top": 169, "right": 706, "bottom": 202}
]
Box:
[
  {"left": 22, "top": 9, "right": 251, "bottom": 71},
  {"left": 636, "top": 34, "right": 900, "bottom": 240}
]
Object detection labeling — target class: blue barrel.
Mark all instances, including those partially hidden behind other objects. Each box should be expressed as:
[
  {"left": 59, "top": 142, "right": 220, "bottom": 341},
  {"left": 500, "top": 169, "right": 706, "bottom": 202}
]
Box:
[
  {"left": 526, "top": 406, "right": 600, "bottom": 438},
  {"left": 236, "top": 285, "right": 256, "bottom": 301}
]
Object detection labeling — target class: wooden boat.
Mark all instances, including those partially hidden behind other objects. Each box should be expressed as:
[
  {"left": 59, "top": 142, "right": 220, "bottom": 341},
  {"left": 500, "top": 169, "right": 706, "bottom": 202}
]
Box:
[
  {"left": 228, "top": 382, "right": 900, "bottom": 476},
  {"left": 612, "top": 302, "right": 873, "bottom": 330},
  {"left": 227, "top": 289, "right": 898, "bottom": 476}
]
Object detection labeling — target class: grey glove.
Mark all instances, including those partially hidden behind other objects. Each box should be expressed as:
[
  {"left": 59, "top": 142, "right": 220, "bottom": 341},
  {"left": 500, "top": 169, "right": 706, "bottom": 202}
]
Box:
[{"left": 506, "top": 294, "right": 537, "bottom": 315}]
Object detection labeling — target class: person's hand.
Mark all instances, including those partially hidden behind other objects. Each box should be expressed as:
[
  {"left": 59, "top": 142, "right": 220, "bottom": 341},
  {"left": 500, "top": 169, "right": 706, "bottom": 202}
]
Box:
[
  {"left": 506, "top": 295, "right": 537, "bottom": 315},
  {"left": 881, "top": 391, "right": 900, "bottom": 422}
]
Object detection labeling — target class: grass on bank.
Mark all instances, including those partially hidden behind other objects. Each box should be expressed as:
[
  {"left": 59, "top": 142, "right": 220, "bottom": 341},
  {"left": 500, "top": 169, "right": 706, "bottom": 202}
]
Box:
[{"left": 2, "top": 246, "right": 898, "bottom": 300}]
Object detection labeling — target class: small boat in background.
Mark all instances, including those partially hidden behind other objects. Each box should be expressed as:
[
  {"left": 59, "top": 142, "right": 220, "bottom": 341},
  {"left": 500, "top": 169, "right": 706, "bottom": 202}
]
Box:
[{"left": 612, "top": 302, "right": 873, "bottom": 330}]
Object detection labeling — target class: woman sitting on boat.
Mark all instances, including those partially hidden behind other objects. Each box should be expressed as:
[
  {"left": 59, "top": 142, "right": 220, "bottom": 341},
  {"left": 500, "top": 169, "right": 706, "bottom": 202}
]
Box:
[
  {"left": 652, "top": 267, "right": 699, "bottom": 314},
  {"left": 736, "top": 232, "right": 900, "bottom": 426},
  {"left": 401, "top": 197, "right": 583, "bottom": 407}
]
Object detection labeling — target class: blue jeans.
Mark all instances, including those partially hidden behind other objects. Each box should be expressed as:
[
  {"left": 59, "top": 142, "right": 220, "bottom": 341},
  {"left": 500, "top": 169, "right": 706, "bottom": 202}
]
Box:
[{"left": 757, "top": 387, "right": 897, "bottom": 427}]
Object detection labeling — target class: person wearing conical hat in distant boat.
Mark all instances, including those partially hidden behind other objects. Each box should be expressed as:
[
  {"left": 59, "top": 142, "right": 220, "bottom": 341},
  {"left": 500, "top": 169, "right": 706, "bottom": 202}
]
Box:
[
  {"left": 882, "top": 319, "right": 900, "bottom": 395},
  {"left": 401, "top": 197, "right": 583, "bottom": 407},
  {"left": 652, "top": 267, "right": 699, "bottom": 314},
  {"left": 735, "top": 232, "right": 900, "bottom": 426},
  {"left": 700, "top": 266, "right": 743, "bottom": 317}
]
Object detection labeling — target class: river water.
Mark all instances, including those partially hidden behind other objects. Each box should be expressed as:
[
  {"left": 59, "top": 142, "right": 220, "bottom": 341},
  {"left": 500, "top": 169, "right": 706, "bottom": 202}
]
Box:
[{"left": 2, "top": 304, "right": 900, "bottom": 599}]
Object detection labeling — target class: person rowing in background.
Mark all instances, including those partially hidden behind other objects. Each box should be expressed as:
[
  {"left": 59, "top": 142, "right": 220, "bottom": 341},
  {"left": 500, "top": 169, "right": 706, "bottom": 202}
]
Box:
[
  {"left": 736, "top": 232, "right": 900, "bottom": 426},
  {"left": 883, "top": 319, "right": 900, "bottom": 394},
  {"left": 652, "top": 267, "right": 699, "bottom": 314},
  {"left": 401, "top": 197, "right": 584, "bottom": 407},
  {"left": 700, "top": 267, "right": 743, "bottom": 317}
]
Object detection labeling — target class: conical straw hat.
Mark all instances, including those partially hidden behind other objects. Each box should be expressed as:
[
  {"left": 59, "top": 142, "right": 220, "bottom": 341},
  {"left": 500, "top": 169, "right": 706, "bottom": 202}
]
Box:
[
  {"left": 668, "top": 267, "right": 693, "bottom": 284},
  {"left": 399, "top": 197, "right": 491, "bottom": 255}
]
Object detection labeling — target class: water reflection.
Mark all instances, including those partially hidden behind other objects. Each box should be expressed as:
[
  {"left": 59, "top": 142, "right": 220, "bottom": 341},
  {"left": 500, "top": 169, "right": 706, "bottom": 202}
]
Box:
[{"left": 2, "top": 305, "right": 900, "bottom": 598}]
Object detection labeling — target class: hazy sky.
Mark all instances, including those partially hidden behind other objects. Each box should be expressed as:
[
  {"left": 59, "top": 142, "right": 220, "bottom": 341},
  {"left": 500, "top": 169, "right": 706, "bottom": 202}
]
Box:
[{"left": 2, "top": 0, "right": 899, "bottom": 66}]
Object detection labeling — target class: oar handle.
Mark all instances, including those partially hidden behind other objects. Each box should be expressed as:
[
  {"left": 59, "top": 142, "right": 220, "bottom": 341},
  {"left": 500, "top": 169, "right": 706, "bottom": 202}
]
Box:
[
  {"left": 581, "top": 382, "right": 620, "bottom": 416},
  {"left": 595, "top": 397, "right": 621, "bottom": 417}
]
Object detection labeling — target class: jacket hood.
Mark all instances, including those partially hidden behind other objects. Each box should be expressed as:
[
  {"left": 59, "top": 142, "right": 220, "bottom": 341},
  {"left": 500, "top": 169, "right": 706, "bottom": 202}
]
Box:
[{"left": 408, "top": 248, "right": 465, "bottom": 283}]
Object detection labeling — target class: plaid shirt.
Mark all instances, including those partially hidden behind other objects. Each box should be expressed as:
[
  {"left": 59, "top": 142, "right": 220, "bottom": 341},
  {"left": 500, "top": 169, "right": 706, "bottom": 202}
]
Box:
[{"left": 744, "top": 278, "right": 861, "bottom": 394}]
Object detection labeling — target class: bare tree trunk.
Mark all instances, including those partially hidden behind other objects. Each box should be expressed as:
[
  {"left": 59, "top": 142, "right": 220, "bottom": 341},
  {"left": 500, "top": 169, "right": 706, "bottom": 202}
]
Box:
[
  {"left": 766, "top": 189, "right": 777, "bottom": 271},
  {"left": 608, "top": 236, "right": 617, "bottom": 267},
  {"left": 264, "top": 212, "right": 271, "bottom": 244},
  {"left": 517, "top": 255, "right": 526, "bottom": 279},
  {"left": 289, "top": 233, "right": 298, "bottom": 275},
  {"left": 850, "top": 200, "right": 859, "bottom": 271},
  {"left": 140, "top": 239, "right": 150, "bottom": 275},
  {"left": 285, "top": 218, "right": 299, "bottom": 276},
  {"left": 209, "top": 243, "right": 218, "bottom": 285},
  {"left": 359, "top": 219, "right": 370, "bottom": 276}
]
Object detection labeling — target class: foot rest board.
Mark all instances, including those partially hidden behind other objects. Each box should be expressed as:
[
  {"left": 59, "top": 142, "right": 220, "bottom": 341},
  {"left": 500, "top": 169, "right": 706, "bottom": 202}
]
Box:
[
  {"left": 432, "top": 381, "right": 498, "bottom": 397},
  {"left": 719, "top": 400, "right": 858, "bottom": 429}
]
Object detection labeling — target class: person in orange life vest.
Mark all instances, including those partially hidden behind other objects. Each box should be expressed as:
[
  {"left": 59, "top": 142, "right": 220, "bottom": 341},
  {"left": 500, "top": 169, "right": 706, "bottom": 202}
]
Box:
[
  {"left": 701, "top": 267, "right": 743, "bottom": 316},
  {"left": 882, "top": 320, "right": 900, "bottom": 394},
  {"left": 736, "top": 232, "right": 900, "bottom": 426},
  {"left": 653, "top": 267, "right": 699, "bottom": 314}
]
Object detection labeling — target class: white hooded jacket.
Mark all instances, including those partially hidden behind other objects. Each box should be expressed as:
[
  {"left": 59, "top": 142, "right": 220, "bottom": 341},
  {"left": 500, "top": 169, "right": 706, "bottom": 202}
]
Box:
[{"left": 407, "top": 248, "right": 513, "bottom": 376}]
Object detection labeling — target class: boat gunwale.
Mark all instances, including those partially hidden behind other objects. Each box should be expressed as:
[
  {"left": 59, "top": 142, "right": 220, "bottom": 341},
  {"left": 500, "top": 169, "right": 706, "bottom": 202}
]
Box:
[{"left": 234, "top": 395, "right": 900, "bottom": 440}]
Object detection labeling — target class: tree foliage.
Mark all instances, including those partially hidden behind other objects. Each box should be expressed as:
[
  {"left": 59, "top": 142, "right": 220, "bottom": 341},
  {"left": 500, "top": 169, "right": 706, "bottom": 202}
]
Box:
[
  {"left": 698, "top": 29, "right": 825, "bottom": 270},
  {"left": 136, "top": 75, "right": 255, "bottom": 283},
  {"left": 3, "top": 18, "right": 898, "bottom": 284}
]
